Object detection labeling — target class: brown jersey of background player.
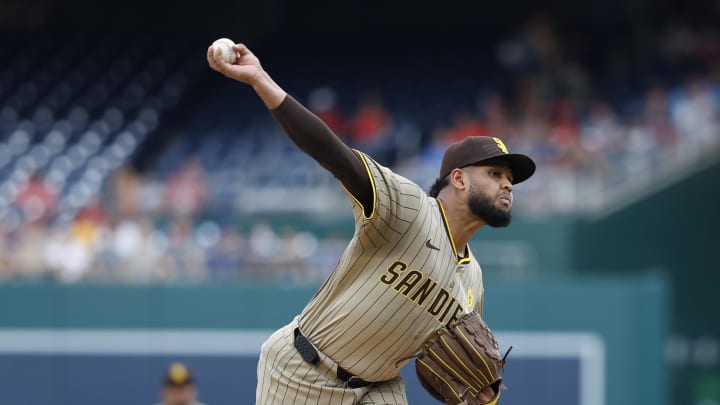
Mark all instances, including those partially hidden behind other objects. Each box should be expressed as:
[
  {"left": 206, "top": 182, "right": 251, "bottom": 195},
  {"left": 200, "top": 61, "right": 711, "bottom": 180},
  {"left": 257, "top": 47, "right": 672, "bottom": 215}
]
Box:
[{"left": 207, "top": 41, "right": 536, "bottom": 405}]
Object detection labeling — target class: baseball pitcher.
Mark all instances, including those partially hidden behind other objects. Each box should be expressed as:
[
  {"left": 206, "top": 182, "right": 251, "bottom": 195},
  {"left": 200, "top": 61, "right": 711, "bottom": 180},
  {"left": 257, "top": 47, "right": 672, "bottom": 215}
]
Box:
[{"left": 207, "top": 41, "right": 535, "bottom": 405}]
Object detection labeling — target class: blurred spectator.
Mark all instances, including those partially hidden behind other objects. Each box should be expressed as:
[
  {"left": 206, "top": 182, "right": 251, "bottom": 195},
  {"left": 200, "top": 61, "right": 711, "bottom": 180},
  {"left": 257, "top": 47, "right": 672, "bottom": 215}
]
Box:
[
  {"left": 162, "top": 218, "right": 207, "bottom": 283},
  {"left": 644, "top": 86, "right": 677, "bottom": 151},
  {"left": 246, "top": 222, "right": 279, "bottom": 280},
  {"left": 112, "top": 165, "right": 142, "bottom": 217},
  {"left": 276, "top": 228, "right": 318, "bottom": 284},
  {"left": 580, "top": 100, "right": 623, "bottom": 173},
  {"left": 548, "top": 97, "right": 587, "bottom": 170},
  {"left": 206, "top": 226, "right": 245, "bottom": 282},
  {"left": 12, "top": 223, "right": 48, "bottom": 280},
  {"left": 163, "top": 157, "right": 209, "bottom": 219},
  {"left": 111, "top": 166, "right": 165, "bottom": 218},
  {"left": 672, "top": 77, "right": 720, "bottom": 154},
  {"left": 44, "top": 222, "right": 93, "bottom": 283},
  {"left": 479, "top": 93, "right": 515, "bottom": 141},
  {"left": 347, "top": 90, "right": 393, "bottom": 161},
  {"left": 76, "top": 196, "right": 107, "bottom": 227},
  {"left": 109, "top": 215, "right": 165, "bottom": 283},
  {"left": 307, "top": 86, "right": 346, "bottom": 136},
  {"left": 154, "top": 362, "right": 207, "bottom": 405},
  {"left": 137, "top": 170, "right": 165, "bottom": 215},
  {"left": 13, "top": 171, "right": 58, "bottom": 225},
  {"left": 549, "top": 97, "right": 581, "bottom": 148},
  {"left": 623, "top": 115, "right": 657, "bottom": 176},
  {"left": 443, "top": 111, "right": 490, "bottom": 143},
  {"left": 514, "top": 77, "right": 551, "bottom": 146},
  {"left": 418, "top": 129, "right": 452, "bottom": 170}
]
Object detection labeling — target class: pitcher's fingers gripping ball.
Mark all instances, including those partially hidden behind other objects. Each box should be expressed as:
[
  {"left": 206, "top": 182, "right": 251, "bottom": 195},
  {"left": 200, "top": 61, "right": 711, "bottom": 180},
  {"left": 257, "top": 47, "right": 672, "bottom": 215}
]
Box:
[
  {"left": 212, "top": 38, "right": 238, "bottom": 63},
  {"left": 207, "top": 41, "right": 264, "bottom": 84}
]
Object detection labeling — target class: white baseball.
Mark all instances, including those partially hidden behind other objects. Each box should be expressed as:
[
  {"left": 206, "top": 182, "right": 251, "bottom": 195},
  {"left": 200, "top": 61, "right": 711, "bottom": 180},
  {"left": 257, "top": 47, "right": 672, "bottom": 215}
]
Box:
[{"left": 212, "top": 38, "right": 237, "bottom": 64}]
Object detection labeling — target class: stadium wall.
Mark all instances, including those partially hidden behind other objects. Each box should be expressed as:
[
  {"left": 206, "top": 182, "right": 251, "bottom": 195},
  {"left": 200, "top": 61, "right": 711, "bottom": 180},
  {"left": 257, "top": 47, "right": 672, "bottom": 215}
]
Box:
[
  {"left": 573, "top": 159, "right": 720, "bottom": 405},
  {"left": 574, "top": 159, "right": 720, "bottom": 336},
  {"left": 0, "top": 276, "right": 667, "bottom": 405}
]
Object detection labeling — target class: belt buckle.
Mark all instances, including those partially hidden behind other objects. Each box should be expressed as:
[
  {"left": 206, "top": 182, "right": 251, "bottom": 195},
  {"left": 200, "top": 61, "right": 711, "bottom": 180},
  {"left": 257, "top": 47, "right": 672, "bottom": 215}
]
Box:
[
  {"left": 346, "top": 376, "right": 362, "bottom": 389},
  {"left": 346, "top": 375, "right": 370, "bottom": 389}
]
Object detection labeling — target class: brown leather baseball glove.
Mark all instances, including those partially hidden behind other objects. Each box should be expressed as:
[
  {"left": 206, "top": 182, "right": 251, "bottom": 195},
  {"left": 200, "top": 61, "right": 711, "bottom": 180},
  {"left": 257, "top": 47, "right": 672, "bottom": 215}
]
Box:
[{"left": 415, "top": 311, "right": 511, "bottom": 405}]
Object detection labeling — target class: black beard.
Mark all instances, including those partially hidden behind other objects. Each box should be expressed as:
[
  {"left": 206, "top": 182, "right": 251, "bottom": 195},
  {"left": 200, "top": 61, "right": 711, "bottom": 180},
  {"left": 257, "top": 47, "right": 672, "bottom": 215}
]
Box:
[{"left": 468, "top": 191, "right": 512, "bottom": 227}]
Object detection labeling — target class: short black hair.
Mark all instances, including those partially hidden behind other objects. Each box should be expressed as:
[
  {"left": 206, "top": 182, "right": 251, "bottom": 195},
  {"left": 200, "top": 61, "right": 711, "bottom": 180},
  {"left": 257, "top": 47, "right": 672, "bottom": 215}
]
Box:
[
  {"left": 428, "top": 176, "right": 449, "bottom": 198},
  {"left": 429, "top": 156, "right": 516, "bottom": 198}
]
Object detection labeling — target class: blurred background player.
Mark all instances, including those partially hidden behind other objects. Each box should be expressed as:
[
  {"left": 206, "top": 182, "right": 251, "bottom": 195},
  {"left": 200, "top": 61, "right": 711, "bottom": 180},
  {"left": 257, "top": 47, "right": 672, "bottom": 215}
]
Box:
[{"left": 154, "top": 362, "right": 207, "bottom": 405}]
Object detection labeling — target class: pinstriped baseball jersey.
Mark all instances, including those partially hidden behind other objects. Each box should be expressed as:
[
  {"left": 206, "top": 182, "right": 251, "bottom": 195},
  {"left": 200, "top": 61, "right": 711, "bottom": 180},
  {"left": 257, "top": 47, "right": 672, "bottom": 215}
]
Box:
[{"left": 298, "top": 151, "right": 485, "bottom": 382}]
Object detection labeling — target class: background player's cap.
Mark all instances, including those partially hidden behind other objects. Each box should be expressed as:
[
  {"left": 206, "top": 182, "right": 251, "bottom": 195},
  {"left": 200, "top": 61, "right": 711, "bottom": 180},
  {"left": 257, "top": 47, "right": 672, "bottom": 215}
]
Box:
[
  {"left": 439, "top": 136, "right": 536, "bottom": 184},
  {"left": 163, "top": 362, "right": 195, "bottom": 386}
]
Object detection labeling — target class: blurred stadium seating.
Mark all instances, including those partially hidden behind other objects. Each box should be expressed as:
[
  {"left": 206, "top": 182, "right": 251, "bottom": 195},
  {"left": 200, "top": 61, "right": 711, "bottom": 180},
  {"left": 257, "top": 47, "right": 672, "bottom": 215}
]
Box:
[{"left": 0, "top": 18, "right": 718, "bottom": 285}]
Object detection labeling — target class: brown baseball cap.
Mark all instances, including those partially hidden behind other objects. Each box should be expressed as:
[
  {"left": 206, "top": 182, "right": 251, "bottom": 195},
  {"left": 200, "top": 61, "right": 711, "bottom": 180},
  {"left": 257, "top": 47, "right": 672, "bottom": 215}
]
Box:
[{"left": 439, "top": 136, "right": 536, "bottom": 184}]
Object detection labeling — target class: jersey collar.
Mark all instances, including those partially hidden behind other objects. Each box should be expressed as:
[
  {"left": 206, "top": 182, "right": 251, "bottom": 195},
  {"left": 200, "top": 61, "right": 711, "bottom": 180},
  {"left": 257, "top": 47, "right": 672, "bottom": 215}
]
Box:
[{"left": 437, "top": 200, "right": 471, "bottom": 265}]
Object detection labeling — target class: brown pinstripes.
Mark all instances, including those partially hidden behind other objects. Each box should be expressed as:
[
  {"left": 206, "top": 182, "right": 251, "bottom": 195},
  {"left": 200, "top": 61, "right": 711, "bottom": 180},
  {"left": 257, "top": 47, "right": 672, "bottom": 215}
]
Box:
[
  {"left": 256, "top": 153, "right": 486, "bottom": 403},
  {"left": 298, "top": 154, "right": 485, "bottom": 382}
]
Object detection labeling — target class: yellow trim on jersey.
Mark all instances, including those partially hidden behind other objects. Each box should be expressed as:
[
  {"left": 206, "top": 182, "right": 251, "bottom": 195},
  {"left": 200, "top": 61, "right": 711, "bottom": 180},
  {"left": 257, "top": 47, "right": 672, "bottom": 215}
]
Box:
[
  {"left": 341, "top": 149, "right": 377, "bottom": 220},
  {"left": 437, "top": 201, "right": 471, "bottom": 265}
]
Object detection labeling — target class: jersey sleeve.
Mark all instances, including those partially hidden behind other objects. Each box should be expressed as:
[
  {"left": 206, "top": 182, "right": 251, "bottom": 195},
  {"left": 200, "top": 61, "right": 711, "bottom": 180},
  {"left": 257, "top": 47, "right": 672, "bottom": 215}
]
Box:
[{"left": 344, "top": 151, "right": 425, "bottom": 244}]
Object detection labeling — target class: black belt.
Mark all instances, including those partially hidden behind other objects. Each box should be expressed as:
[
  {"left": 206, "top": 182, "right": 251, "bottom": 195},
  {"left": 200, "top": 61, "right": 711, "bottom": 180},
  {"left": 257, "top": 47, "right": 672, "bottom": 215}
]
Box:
[{"left": 293, "top": 327, "right": 373, "bottom": 389}]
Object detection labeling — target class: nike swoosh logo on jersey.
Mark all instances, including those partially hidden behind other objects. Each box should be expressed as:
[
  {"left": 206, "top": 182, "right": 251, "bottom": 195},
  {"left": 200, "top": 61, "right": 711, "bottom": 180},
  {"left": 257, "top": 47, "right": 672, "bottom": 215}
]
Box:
[{"left": 425, "top": 239, "right": 440, "bottom": 251}]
